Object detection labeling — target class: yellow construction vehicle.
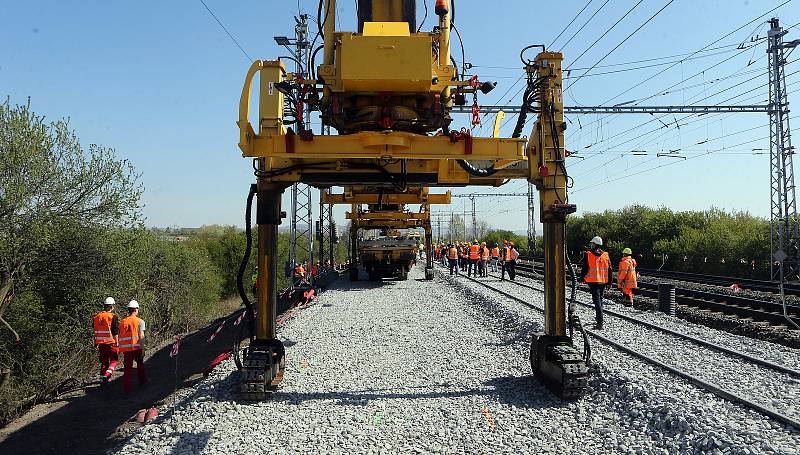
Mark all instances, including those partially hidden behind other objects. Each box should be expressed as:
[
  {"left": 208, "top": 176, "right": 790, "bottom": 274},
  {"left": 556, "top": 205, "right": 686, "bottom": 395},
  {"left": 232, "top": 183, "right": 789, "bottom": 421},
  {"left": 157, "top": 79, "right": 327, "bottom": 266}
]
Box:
[{"left": 234, "top": 0, "right": 588, "bottom": 400}]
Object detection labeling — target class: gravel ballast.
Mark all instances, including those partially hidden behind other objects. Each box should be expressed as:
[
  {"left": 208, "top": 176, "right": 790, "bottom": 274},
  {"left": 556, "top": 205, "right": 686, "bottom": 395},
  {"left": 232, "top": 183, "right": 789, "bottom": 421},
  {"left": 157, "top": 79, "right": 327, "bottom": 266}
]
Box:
[{"left": 112, "top": 265, "right": 800, "bottom": 454}]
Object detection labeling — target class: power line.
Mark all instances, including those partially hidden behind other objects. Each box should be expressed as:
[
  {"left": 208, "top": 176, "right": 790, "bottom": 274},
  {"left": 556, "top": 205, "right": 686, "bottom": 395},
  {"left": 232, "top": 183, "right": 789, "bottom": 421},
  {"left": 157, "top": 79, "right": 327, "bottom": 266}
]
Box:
[
  {"left": 591, "top": 0, "right": 794, "bottom": 107},
  {"left": 549, "top": 0, "right": 595, "bottom": 49},
  {"left": 559, "top": 0, "right": 612, "bottom": 52},
  {"left": 565, "top": 0, "right": 646, "bottom": 71},
  {"left": 565, "top": 0, "right": 676, "bottom": 90},
  {"left": 199, "top": 0, "right": 253, "bottom": 62}
]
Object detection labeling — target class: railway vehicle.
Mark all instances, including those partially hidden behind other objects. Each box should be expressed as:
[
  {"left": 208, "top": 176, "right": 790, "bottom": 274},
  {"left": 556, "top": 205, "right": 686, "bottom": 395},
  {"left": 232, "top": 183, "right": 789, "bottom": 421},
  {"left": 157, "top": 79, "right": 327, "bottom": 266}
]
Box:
[
  {"left": 357, "top": 231, "right": 418, "bottom": 281},
  {"left": 235, "top": 0, "right": 584, "bottom": 400}
]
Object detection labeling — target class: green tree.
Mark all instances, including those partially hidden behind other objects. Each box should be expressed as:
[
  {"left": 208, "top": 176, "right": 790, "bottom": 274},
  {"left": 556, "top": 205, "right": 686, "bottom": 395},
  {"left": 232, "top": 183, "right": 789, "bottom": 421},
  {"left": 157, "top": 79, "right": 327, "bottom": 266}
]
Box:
[{"left": 0, "top": 99, "right": 142, "bottom": 343}]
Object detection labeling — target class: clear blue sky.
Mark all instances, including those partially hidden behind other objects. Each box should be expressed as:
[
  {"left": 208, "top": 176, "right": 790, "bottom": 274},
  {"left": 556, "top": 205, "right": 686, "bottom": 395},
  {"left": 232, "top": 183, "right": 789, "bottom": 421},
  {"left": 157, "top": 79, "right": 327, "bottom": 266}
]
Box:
[{"left": 1, "top": 0, "right": 798, "bottom": 234}]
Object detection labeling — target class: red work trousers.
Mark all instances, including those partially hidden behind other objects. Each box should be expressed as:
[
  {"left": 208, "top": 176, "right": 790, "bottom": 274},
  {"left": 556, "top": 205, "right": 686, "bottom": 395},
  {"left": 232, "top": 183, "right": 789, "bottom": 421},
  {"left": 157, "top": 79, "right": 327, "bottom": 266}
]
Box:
[
  {"left": 122, "top": 349, "right": 147, "bottom": 393},
  {"left": 97, "top": 344, "right": 119, "bottom": 378}
]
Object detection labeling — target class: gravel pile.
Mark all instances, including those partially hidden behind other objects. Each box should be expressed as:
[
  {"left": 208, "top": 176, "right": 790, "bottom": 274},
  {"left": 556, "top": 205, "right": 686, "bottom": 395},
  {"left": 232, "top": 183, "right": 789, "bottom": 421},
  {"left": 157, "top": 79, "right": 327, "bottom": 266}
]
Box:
[{"left": 112, "top": 264, "right": 800, "bottom": 454}]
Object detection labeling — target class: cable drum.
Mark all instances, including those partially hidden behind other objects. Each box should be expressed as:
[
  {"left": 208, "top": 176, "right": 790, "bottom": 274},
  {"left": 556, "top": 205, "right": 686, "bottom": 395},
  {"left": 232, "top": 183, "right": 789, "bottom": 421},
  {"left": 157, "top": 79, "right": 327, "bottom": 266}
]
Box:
[{"left": 658, "top": 283, "right": 677, "bottom": 316}]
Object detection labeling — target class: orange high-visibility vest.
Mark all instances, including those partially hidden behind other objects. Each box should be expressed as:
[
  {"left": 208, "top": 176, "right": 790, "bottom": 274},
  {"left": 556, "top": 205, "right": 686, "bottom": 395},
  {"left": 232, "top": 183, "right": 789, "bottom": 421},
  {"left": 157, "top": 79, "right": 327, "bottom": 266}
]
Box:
[
  {"left": 491, "top": 247, "right": 500, "bottom": 258},
  {"left": 481, "top": 247, "right": 490, "bottom": 260},
  {"left": 503, "top": 246, "right": 513, "bottom": 261},
  {"left": 469, "top": 244, "right": 480, "bottom": 259},
  {"left": 448, "top": 247, "right": 458, "bottom": 259},
  {"left": 295, "top": 266, "right": 305, "bottom": 276},
  {"left": 585, "top": 250, "right": 611, "bottom": 283},
  {"left": 118, "top": 316, "right": 143, "bottom": 352},
  {"left": 617, "top": 257, "right": 638, "bottom": 289},
  {"left": 93, "top": 311, "right": 115, "bottom": 345}
]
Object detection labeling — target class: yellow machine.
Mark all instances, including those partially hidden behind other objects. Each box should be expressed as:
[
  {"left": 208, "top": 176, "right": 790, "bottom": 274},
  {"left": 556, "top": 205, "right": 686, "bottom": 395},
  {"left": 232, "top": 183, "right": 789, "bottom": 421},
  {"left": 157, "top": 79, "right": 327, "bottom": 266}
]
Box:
[
  {"left": 235, "top": 0, "right": 587, "bottom": 400},
  {"left": 326, "top": 185, "right": 449, "bottom": 280}
]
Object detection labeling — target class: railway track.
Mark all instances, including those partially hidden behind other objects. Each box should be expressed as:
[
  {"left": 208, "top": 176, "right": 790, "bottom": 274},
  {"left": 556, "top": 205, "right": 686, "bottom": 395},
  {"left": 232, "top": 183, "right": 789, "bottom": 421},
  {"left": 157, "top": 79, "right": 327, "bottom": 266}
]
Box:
[
  {"left": 514, "top": 261, "right": 800, "bottom": 329},
  {"left": 519, "top": 256, "right": 800, "bottom": 296},
  {"left": 447, "top": 266, "right": 800, "bottom": 431}
]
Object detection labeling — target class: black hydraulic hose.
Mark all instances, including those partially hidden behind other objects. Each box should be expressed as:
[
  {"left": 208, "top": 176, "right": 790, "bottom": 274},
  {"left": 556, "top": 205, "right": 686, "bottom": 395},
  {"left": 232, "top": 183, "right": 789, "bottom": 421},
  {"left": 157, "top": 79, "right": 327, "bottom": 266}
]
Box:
[
  {"left": 565, "top": 249, "right": 591, "bottom": 364},
  {"left": 234, "top": 184, "right": 257, "bottom": 370},
  {"left": 456, "top": 159, "right": 498, "bottom": 177}
]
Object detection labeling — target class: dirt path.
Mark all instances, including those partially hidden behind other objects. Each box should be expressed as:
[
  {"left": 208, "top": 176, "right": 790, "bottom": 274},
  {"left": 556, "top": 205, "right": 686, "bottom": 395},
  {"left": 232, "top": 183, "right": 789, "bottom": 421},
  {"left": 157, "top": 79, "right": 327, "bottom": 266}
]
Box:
[
  {"left": 0, "top": 272, "right": 340, "bottom": 455},
  {"left": 0, "top": 308, "right": 249, "bottom": 455}
]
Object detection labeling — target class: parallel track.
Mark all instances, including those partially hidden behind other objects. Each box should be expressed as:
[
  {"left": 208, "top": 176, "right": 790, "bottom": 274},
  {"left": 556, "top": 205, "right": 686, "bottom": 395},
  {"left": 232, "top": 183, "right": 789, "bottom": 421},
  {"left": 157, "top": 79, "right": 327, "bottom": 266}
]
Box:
[
  {"left": 519, "top": 256, "right": 800, "bottom": 296},
  {"left": 514, "top": 261, "right": 800, "bottom": 328},
  {"left": 440, "top": 265, "right": 800, "bottom": 431}
]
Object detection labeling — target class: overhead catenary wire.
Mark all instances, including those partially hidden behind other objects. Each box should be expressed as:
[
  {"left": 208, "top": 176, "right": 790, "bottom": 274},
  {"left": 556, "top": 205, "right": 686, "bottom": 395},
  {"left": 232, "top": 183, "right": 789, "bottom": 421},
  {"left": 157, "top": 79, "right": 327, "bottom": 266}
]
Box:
[
  {"left": 565, "top": 0, "right": 647, "bottom": 71},
  {"left": 199, "top": 0, "right": 253, "bottom": 61},
  {"left": 558, "top": 0, "right": 613, "bottom": 52},
  {"left": 565, "top": 0, "right": 676, "bottom": 90},
  {"left": 548, "top": 0, "right": 595, "bottom": 49}
]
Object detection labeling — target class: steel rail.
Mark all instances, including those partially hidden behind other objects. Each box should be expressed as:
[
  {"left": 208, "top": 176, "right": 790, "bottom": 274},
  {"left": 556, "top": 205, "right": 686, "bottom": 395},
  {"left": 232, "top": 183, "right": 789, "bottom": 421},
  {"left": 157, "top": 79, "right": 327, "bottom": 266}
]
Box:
[
  {"left": 515, "top": 261, "right": 800, "bottom": 325},
  {"left": 443, "top": 267, "right": 800, "bottom": 431},
  {"left": 490, "top": 271, "right": 800, "bottom": 378}
]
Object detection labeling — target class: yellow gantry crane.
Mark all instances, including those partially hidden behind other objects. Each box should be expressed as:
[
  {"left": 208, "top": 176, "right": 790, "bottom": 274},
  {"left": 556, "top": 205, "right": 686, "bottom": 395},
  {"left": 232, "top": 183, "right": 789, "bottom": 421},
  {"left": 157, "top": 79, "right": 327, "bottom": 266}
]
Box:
[{"left": 235, "top": 0, "right": 586, "bottom": 400}]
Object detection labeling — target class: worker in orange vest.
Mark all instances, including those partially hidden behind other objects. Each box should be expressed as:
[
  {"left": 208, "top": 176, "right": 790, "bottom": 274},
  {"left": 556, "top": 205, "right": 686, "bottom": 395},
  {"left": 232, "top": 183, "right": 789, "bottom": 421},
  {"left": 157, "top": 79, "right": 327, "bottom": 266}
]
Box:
[
  {"left": 617, "top": 248, "right": 638, "bottom": 306},
  {"left": 480, "top": 241, "right": 490, "bottom": 277},
  {"left": 93, "top": 297, "right": 120, "bottom": 383},
  {"left": 460, "top": 242, "right": 469, "bottom": 272},
  {"left": 468, "top": 240, "right": 481, "bottom": 277},
  {"left": 490, "top": 243, "right": 500, "bottom": 272},
  {"left": 447, "top": 243, "right": 459, "bottom": 275},
  {"left": 580, "top": 236, "right": 613, "bottom": 329},
  {"left": 501, "top": 241, "right": 519, "bottom": 281},
  {"left": 119, "top": 300, "right": 147, "bottom": 393}
]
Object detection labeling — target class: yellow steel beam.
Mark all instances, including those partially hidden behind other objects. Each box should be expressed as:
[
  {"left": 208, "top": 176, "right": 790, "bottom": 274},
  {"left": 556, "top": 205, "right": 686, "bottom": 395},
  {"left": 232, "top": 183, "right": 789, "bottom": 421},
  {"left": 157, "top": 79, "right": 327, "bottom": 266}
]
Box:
[
  {"left": 242, "top": 131, "right": 526, "bottom": 161},
  {"left": 346, "top": 211, "right": 428, "bottom": 221},
  {"left": 323, "top": 191, "right": 451, "bottom": 205}
]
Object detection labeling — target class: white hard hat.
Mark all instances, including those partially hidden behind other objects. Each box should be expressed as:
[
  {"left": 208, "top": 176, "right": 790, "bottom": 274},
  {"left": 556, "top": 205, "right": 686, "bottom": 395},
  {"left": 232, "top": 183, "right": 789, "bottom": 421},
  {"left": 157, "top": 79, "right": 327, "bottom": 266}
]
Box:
[
  {"left": 127, "top": 300, "right": 140, "bottom": 309},
  {"left": 104, "top": 297, "right": 116, "bottom": 306},
  {"left": 590, "top": 236, "right": 603, "bottom": 246}
]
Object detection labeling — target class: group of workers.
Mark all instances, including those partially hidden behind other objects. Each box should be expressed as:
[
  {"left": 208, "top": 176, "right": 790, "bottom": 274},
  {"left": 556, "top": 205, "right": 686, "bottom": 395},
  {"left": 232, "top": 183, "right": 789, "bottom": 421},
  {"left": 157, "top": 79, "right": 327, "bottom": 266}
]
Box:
[
  {"left": 579, "top": 235, "right": 638, "bottom": 330},
  {"left": 434, "top": 240, "right": 520, "bottom": 280},
  {"left": 92, "top": 298, "right": 147, "bottom": 393},
  {"left": 431, "top": 235, "right": 638, "bottom": 331}
]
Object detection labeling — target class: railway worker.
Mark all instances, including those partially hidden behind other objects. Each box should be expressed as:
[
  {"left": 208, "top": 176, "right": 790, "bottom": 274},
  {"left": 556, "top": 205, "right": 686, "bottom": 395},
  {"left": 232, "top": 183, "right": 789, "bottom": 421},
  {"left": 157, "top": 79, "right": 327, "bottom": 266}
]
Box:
[
  {"left": 617, "top": 248, "right": 638, "bottom": 306},
  {"left": 294, "top": 263, "right": 306, "bottom": 279},
  {"left": 448, "top": 243, "right": 459, "bottom": 275},
  {"left": 93, "top": 297, "right": 120, "bottom": 383},
  {"left": 490, "top": 243, "right": 500, "bottom": 272},
  {"left": 460, "top": 242, "right": 469, "bottom": 272},
  {"left": 580, "top": 236, "right": 613, "bottom": 330},
  {"left": 468, "top": 240, "right": 481, "bottom": 277},
  {"left": 119, "top": 300, "right": 147, "bottom": 394},
  {"left": 502, "top": 241, "right": 519, "bottom": 281},
  {"left": 480, "top": 241, "right": 490, "bottom": 277}
]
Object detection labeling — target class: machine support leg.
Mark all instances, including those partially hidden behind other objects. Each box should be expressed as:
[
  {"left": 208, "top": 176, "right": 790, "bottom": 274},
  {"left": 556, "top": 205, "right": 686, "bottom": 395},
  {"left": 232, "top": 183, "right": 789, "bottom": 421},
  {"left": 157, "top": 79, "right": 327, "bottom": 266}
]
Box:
[
  {"left": 530, "top": 215, "right": 587, "bottom": 399},
  {"left": 424, "top": 224, "right": 434, "bottom": 280},
  {"left": 241, "top": 182, "right": 288, "bottom": 400},
  {"left": 349, "top": 227, "right": 359, "bottom": 281}
]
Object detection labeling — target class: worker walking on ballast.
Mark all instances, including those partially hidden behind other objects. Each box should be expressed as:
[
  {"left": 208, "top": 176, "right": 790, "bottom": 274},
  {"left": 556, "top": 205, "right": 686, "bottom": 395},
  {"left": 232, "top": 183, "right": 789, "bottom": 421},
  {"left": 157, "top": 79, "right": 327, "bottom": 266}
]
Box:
[
  {"left": 580, "top": 236, "right": 612, "bottom": 330},
  {"left": 617, "top": 247, "right": 638, "bottom": 306},
  {"left": 119, "top": 300, "right": 147, "bottom": 393},
  {"left": 93, "top": 297, "right": 120, "bottom": 383}
]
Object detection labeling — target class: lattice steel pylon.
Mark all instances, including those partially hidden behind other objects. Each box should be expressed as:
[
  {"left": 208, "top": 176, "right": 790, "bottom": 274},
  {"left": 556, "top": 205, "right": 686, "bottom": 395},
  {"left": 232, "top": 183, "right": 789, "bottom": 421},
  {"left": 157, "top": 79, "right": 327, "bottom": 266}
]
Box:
[
  {"left": 768, "top": 18, "right": 800, "bottom": 282},
  {"left": 286, "top": 14, "right": 314, "bottom": 283}
]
